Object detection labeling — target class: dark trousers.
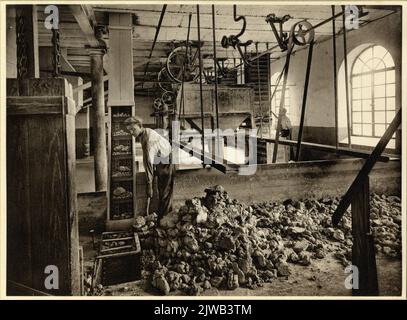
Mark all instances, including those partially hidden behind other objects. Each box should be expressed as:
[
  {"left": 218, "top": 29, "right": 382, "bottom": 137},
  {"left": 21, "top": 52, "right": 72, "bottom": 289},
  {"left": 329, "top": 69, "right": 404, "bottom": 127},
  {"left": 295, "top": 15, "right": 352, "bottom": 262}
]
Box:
[{"left": 155, "top": 163, "right": 175, "bottom": 218}]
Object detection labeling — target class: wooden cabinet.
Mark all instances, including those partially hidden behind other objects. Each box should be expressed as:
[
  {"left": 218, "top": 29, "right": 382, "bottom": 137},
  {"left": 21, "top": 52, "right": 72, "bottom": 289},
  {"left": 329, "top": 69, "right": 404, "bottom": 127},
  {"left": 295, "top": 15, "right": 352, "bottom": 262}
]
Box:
[{"left": 7, "top": 78, "right": 81, "bottom": 295}]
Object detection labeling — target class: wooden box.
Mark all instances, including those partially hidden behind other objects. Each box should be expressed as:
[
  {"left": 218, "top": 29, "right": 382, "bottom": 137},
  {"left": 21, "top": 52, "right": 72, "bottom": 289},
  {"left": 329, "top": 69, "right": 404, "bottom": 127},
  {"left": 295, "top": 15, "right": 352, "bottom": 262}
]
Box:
[{"left": 94, "top": 231, "right": 141, "bottom": 287}]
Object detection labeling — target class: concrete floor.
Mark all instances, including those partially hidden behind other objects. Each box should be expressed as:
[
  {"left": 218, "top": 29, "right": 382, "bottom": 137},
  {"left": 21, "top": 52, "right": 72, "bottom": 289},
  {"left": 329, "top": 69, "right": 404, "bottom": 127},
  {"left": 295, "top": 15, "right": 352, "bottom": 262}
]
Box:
[{"left": 80, "top": 235, "right": 402, "bottom": 297}]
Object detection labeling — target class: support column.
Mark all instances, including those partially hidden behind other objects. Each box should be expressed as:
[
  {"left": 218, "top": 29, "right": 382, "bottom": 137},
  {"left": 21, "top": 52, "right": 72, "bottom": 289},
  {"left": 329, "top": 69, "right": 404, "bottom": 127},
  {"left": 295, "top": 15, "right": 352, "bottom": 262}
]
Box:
[
  {"left": 15, "top": 5, "right": 39, "bottom": 79},
  {"left": 89, "top": 48, "right": 108, "bottom": 191},
  {"left": 351, "top": 177, "right": 379, "bottom": 296}
]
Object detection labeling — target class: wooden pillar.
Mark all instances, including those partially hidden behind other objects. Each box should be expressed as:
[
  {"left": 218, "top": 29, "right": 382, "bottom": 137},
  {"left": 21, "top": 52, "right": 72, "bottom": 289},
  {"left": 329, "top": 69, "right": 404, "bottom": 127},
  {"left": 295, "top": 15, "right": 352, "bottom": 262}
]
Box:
[
  {"left": 351, "top": 177, "right": 379, "bottom": 296},
  {"left": 106, "top": 13, "right": 135, "bottom": 230},
  {"left": 89, "top": 48, "right": 108, "bottom": 191},
  {"left": 15, "top": 5, "right": 39, "bottom": 79},
  {"left": 7, "top": 78, "right": 81, "bottom": 295}
]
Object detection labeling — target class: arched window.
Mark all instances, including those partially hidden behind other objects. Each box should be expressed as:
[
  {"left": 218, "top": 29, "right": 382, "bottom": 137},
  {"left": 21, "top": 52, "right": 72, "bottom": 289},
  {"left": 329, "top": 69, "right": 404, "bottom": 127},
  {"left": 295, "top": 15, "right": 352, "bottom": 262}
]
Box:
[
  {"left": 351, "top": 45, "right": 396, "bottom": 138},
  {"left": 270, "top": 72, "right": 290, "bottom": 126}
]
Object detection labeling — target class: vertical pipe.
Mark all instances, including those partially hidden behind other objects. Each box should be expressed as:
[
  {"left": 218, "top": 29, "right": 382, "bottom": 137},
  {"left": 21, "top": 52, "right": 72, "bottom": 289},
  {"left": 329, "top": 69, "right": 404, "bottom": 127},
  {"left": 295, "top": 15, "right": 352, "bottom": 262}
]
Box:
[
  {"left": 256, "top": 43, "right": 263, "bottom": 138},
  {"left": 296, "top": 42, "right": 314, "bottom": 161},
  {"left": 212, "top": 5, "right": 220, "bottom": 131},
  {"left": 196, "top": 5, "right": 205, "bottom": 160},
  {"left": 332, "top": 5, "right": 339, "bottom": 151},
  {"left": 90, "top": 49, "right": 108, "bottom": 191},
  {"left": 342, "top": 6, "right": 352, "bottom": 148},
  {"left": 212, "top": 5, "right": 221, "bottom": 161},
  {"left": 272, "top": 43, "right": 293, "bottom": 163}
]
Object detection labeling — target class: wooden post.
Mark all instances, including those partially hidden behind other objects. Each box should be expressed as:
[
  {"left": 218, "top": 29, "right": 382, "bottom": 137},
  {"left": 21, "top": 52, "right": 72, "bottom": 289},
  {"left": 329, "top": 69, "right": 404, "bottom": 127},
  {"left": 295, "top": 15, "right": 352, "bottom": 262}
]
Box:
[
  {"left": 7, "top": 78, "right": 81, "bottom": 295},
  {"left": 107, "top": 13, "right": 135, "bottom": 231},
  {"left": 89, "top": 48, "right": 108, "bottom": 191},
  {"left": 15, "top": 5, "right": 39, "bottom": 79},
  {"left": 351, "top": 177, "right": 379, "bottom": 296}
]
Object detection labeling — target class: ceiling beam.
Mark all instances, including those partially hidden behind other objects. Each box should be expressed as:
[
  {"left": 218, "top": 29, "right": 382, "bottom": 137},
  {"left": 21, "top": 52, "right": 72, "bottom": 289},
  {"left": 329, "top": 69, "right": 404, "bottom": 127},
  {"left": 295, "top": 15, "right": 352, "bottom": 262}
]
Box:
[{"left": 69, "top": 5, "right": 100, "bottom": 47}]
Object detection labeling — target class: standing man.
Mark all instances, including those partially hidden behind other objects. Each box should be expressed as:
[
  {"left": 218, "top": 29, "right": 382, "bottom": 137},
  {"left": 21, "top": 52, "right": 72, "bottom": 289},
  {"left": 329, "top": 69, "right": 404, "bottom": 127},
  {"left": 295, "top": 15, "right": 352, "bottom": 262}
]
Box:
[
  {"left": 125, "top": 116, "right": 175, "bottom": 221},
  {"left": 279, "top": 107, "right": 294, "bottom": 161}
]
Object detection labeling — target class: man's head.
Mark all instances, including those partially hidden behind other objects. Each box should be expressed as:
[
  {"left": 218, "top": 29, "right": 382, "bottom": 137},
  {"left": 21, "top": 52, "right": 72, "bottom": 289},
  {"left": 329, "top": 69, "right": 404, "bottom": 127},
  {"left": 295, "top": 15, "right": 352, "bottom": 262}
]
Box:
[{"left": 125, "top": 116, "right": 144, "bottom": 138}]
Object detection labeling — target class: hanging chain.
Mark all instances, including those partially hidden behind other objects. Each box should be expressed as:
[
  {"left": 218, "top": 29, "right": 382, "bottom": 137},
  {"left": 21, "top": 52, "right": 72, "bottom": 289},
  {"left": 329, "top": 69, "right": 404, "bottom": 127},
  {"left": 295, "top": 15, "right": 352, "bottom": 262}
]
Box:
[
  {"left": 16, "top": 14, "right": 28, "bottom": 79},
  {"left": 52, "top": 28, "right": 61, "bottom": 77}
]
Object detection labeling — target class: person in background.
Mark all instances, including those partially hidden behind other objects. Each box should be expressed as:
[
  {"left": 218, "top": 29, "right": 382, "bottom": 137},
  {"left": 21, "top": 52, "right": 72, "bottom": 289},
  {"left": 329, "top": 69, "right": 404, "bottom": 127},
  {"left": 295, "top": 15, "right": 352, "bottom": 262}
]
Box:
[
  {"left": 125, "top": 116, "right": 175, "bottom": 221},
  {"left": 279, "top": 107, "right": 294, "bottom": 160},
  {"left": 279, "top": 107, "right": 292, "bottom": 139}
]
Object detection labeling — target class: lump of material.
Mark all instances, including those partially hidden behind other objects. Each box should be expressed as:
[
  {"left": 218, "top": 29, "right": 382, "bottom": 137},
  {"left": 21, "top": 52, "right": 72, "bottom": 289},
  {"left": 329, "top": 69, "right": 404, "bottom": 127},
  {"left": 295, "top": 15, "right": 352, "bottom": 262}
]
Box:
[{"left": 134, "top": 186, "right": 401, "bottom": 295}]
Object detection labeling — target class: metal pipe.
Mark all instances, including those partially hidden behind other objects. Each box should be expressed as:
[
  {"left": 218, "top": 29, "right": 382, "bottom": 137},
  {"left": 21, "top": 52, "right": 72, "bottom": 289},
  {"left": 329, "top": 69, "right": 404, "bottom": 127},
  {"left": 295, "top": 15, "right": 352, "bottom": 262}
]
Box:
[
  {"left": 332, "top": 6, "right": 339, "bottom": 151},
  {"left": 272, "top": 42, "right": 294, "bottom": 163},
  {"left": 142, "top": 4, "right": 167, "bottom": 88},
  {"left": 256, "top": 43, "right": 263, "bottom": 138},
  {"left": 178, "top": 13, "right": 192, "bottom": 122},
  {"left": 342, "top": 5, "right": 352, "bottom": 148},
  {"left": 212, "top": 5, "right": 220, "bottom": 131},
  {"left": 197, "top": 5, "right": 205, "bottom": 162},
  {"left": 296, "top": 41, "right": 314, "bottom": 161}
]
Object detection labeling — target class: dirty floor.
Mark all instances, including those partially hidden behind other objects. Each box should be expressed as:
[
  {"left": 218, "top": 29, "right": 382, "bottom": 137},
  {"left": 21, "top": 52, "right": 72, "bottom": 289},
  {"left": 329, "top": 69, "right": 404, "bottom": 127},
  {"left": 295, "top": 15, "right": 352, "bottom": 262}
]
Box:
[{"left": 80, "top": 235, "right": 402, "bottom": 297}]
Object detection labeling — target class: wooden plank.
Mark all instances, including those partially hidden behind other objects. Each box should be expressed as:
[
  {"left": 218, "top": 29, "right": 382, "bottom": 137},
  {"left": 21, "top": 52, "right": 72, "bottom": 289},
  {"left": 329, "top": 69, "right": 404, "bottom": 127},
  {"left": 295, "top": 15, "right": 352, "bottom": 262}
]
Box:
[
  {"left": 7, "top": 96, "right": 65, "bottom": 114},
  {"left": 7, "top": 118, "right": 33, "bottom": 291},
  {"left": 108, "top": 13, "right": 134, "bottom": 106},
  {"left": 351, "top": 177, "right": 379, "bottom": 296},
  {"left": 262, "top": 137, "right": 390, "bottom": 162},
  {"left": 65, "top": 109, "right": 81, "bottom": 295},
  {"left": 332, "top": 108, "right": 401, "bottom": 226},
  {"left": 73, "top": 75, "right": 108, "bottom": 93}
]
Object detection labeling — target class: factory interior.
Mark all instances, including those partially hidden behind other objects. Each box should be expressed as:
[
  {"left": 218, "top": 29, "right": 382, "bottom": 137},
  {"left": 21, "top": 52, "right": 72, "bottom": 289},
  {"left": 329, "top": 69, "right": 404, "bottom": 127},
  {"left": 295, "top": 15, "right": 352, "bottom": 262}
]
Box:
[{"left": 5, "top": 4, "right": 403, "bottom": 297}]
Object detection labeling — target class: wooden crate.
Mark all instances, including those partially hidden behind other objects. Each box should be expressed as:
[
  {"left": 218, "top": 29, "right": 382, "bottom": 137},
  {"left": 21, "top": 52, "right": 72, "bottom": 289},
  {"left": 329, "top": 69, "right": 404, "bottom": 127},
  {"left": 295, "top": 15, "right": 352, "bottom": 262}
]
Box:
[{"left": 94, "top": 231, "right": 141, "bottom": 287}]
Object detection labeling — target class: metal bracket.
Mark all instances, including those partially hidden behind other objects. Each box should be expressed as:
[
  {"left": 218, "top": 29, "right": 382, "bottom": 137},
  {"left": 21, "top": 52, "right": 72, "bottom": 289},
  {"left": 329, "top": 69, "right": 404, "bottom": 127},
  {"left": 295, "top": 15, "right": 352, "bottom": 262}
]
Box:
[{"left": 265, "top": 13, "right": 292, "bottom": 51}]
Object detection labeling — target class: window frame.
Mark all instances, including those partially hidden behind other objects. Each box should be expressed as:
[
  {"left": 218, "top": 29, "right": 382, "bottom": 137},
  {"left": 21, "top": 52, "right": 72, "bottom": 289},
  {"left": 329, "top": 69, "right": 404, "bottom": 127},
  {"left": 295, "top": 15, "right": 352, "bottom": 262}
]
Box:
[{"left": 350, "top": 45, "right": 396, "bottom": 139}]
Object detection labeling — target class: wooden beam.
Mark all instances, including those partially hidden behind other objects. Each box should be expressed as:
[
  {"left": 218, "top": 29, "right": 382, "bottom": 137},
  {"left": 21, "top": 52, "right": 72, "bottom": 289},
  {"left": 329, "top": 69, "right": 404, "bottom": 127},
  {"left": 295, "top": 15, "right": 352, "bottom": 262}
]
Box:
[
  {"left": 262, "top": 138, "right": 391, "bottom": 162},
  {"left": 331, "top": 108, "right": 401, "bottom": 226},
  {"left": 69, "top": 5, "right": 99, "bottom": 47},
  {"left": 351, "top": 177, "right": 379, "bottom": 296},
  {"left": 73, "top": 75, "right": 108, "bottom": 92}
]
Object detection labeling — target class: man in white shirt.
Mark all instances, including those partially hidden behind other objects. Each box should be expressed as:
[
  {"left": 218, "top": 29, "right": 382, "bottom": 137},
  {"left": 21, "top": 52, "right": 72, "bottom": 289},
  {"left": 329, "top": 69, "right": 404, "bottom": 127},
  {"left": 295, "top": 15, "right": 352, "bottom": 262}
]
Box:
[{"left": 125, "top": 116, "right": 174, "bottom": 220}]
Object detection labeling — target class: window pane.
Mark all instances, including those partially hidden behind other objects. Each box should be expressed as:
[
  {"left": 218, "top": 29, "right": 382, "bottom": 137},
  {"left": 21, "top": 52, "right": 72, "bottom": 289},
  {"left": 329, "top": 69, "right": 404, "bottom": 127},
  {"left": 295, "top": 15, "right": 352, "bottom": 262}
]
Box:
[
  {"left": 353, "top": 124, "right": 362, "bottom": 135},
  {"left": 362, "top": 99, "right": 372, "bottom": 111},
  {"left": 374, "top": 46, "right": 388, "bottom": 60},
  {"left": 383, "top": 52, "right": 395, "bottom": 67},
  {"left": 363, "top": 124, "right": 372, "bottom": 136},
  {"left": 353, "top": 60, "right": 363, "bottom": 74},
  {"left": 362, "top": 87, "right": 371, "bottom": 99},
  {"left": 360, "top": 48, "right": 373, "bottom": 63},
  {"left": 374, "top": 111, "right": 386, "bottom": 123},
  {"left": 375, "top": 124, "right": 386, "bottom": 136},
  {"left": 374, "top": 71, "right": 386, "bottom": 85},
  {"left": 386, "top": 110, "right": 395, "bottom": 123},
  {"left": 353, "top": 100, "right": 361, "bottom": 111},
  {"left": 387, "top": 97, "right": 396, "bottom": 109},
  {"left": 353, "top": 88, "right": 361, "bottom": 100},
  {"left": 374, "top": 98, "right": 385, "bottom": 110},
  {"left": 352, "top": 76, "right": 362, "bottom": 88},
  {"left": 353, "top": 112, "right": 362, "bottom": 122},
  {"left": 386, "top": 83, "right": 395, "bottom": 96},
  {"left": 374, "top": 85, "right": 386, "bottom": 98},
  {"left": 386, "top": 70, "right": 395, "bottom": 83},
  {"left": 373, "top": 60, "right": 385, "bottom": 71},
  {"left": 362, "top": 65, "right": 370, "bottom": 74},
  {"left": 361, "top": 74, "right": 371, "bottom": 86},
  {"left": 363, "top": 112, "right": 372, "bottom": 123}
]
